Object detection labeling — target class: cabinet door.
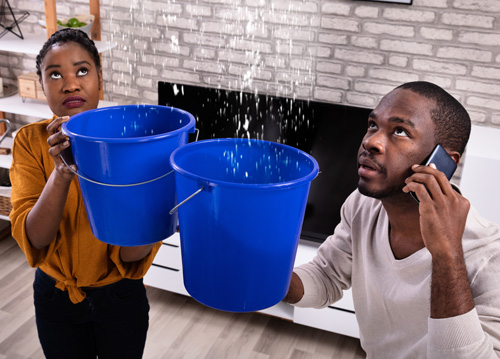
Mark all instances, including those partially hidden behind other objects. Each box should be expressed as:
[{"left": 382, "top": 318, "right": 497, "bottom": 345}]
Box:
[{"left": 294, "top": 306, "right": 359, "bottom": 338}]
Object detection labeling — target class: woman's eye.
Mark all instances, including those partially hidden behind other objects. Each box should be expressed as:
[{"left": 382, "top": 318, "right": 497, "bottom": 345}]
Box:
[
  {"left": 50, "top": 72, "right": 62, "bottom": 79},
  {"left": 77, "top": 68, "right": 89, "bottom": 76},
  {"left": 394, "top": 127, "right": 409, "bottom": 137}
]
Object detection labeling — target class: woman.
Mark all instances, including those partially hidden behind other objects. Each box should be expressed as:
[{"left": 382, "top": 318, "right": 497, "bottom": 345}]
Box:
[{"left": 9, "top": 28, "right": 161, "bottom": 359}]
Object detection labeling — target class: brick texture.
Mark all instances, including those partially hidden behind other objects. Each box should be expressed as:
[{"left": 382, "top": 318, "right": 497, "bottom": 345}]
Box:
[{"left": 5, "top": 0, "right": 500, "bottom": 129}]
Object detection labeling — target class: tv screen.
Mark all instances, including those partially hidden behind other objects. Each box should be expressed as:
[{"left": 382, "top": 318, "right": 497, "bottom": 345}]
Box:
[{"left": 158, "top": 82, "right": 371, "bottom": 243}]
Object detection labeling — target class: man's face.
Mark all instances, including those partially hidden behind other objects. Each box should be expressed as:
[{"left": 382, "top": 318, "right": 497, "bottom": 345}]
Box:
[{"left": 357, "top": 88, "right": 437, "bottom": 200}]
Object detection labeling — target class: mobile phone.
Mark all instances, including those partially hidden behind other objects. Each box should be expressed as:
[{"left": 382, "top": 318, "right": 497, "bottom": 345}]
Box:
[{"left": 410, "top": 144, "right": 457, "bottom": 203}]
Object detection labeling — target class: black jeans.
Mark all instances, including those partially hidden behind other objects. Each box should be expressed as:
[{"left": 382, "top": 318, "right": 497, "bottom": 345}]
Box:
[{"left": 33, "top": 268, "right": 150, "bottom": 359}]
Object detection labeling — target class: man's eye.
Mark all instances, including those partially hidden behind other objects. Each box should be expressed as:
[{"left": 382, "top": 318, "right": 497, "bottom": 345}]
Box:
[
  {"left": 77, "top": 68, "right": 89, "bottom": 76},
  {"left": 50, "top": 72, "right": 62, "bottom": 79},
  {"left": 394, "top": 128, "right": 409, "bottom": 137},
  {"left": 368, "top": 121, "right": 377, "bottom": 130}
]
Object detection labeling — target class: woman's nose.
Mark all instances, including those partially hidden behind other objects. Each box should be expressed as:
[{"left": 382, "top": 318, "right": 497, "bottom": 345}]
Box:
[{"left": 62, "top": 76, "right": 80, "bottom": 93}]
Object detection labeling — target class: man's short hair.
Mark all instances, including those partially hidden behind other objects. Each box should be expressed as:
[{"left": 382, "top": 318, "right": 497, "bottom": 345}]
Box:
[{"left": 396, "top": 81, "right": 471, "bottom": 155}]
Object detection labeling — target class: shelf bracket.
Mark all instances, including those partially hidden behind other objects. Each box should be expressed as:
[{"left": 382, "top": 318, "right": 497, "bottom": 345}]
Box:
[{"left": 0, "top": 0, "right": 29, "bottom": 39}]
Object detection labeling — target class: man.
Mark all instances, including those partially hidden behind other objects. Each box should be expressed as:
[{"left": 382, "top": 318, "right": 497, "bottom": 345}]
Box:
[{"left": 285, "top": 81, "right": 500, "bottom": 358}]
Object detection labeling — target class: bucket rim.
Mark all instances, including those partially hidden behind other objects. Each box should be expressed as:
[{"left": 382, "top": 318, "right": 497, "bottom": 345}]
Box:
[
  {"left": 61, "top": 104, "right": 196, "bottom": 143},
  {"left": 170, "top": 138, "right": 319, "bottom": 189}
]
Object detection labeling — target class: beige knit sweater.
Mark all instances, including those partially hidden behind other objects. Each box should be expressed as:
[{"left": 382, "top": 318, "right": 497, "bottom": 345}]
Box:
[{"left": 295, "top": 189, "right": 500, "bottom": 358}]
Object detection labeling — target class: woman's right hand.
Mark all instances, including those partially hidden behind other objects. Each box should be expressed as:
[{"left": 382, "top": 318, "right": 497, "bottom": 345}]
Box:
[{"left": 46, "top": 116, "right": 76, "bottom": 181}]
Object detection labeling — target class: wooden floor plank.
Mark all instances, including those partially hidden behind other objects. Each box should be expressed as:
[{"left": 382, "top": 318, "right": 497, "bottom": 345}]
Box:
[{"left": 1, "top": 233, "right": 365, "bottom": 359}]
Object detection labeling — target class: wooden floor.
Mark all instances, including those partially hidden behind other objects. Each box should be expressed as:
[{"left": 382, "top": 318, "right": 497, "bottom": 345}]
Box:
[{"left": 0, "top": 233, "right": 365, "bottom": 359}]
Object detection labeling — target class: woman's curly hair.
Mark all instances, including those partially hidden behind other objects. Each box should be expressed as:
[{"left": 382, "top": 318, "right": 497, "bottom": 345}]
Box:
[{"left": 36, "top": 28, "right": 101, "bottom": 79}]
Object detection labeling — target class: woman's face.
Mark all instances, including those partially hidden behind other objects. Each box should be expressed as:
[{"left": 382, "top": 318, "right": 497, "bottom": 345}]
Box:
[{"left": 40, "top": 41, "right": 102, "bottom": 117}]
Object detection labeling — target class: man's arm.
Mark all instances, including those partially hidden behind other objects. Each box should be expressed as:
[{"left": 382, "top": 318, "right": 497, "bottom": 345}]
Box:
[
  {"left": 430, "top": 248, "right": 474, "bottom": 318},
  {"left": 404, "top": 164, "right": 500, "bottom": 357}
]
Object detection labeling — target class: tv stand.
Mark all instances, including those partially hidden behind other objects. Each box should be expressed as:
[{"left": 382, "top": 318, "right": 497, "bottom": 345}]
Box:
[{"left": 144, "top": 233, "right": 359, "bottom": 338}]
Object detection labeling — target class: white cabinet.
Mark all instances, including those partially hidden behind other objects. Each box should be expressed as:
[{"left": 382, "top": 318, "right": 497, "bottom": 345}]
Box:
[
  {"left": 460, "top": 125, "right": 500, "bottom": 226},
  {"left": 144, "top": 234, "right": 189, "bottom": 297},
  {"left": 293, "top": 305, "right": 359, "bottom": 338},
  {"left": 144, "top": 233, "right": 359, "bottom": 338}
]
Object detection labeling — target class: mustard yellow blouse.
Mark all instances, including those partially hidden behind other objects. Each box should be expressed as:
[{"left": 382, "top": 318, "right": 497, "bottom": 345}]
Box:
[{"left": 9, "top": 118, "right": 161, "bottom": 303}]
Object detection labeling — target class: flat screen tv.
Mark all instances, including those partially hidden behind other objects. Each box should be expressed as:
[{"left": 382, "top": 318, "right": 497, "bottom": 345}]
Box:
[{"left": 158, "top": 82, "right": 371, "bottom": 243}]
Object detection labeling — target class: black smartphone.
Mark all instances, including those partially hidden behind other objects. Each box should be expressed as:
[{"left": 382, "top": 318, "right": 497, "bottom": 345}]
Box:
[{"left": 410, "top": 144, "right": 457, "bottom": 203}]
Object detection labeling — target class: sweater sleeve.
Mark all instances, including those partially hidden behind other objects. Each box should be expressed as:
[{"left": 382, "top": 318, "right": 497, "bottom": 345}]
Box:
[
  {"left": 293, "top": 192, "right": 355, "bottom": 308},
  {"left": 428, "top": 309, "right": 497, "bottom": 358},
  {"left": 108, "top": 241, "right": 162, "bottom": 280},
  {"left": 9, "top": 121, "right": 61, "bottom": 267},
  {"left": 428, "top": 248, "right": 500, "bottom": 358}
]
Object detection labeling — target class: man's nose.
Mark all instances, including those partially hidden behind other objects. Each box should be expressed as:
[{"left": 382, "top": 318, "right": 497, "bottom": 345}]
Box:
[{"left": 362, "top": 132, "right": 385, "bottom": 154}]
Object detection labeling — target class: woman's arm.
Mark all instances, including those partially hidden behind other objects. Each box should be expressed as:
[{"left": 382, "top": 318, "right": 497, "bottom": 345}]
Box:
[
  {"left": 25, "top": 116, "right": 76, "bottom": 249},
  {"left": 120, "top": 244, "right": 157, "bottom": 262}
]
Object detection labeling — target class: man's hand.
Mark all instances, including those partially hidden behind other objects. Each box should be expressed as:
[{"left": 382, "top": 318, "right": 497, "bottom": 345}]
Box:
[
  {"left": 403, "top": 163, "right": 474, "bottom": 318},
  {"left": 403, "top": 163, "right": 470, "bottom": 257},
  {"left": 283, "top": 272, "right": 304, "bottom": 304}
]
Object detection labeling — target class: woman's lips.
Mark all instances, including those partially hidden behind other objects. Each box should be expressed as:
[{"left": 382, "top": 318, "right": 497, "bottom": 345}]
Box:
[{"left": 63, "top": 96, "right": 86, "bottom": 108}]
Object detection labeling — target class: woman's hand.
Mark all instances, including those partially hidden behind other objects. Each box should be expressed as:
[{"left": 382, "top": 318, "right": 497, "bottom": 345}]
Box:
[{"left": 46, "top": 116, "right": 76, "bottom": 181}]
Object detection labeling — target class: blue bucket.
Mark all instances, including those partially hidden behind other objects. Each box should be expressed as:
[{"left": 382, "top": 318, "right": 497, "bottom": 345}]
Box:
[
  {"left": 170, "top": 138, "right": 319, "bottom": 312},
  {"left": 62, "top": 105, "right": 195, "bottom": 246}
]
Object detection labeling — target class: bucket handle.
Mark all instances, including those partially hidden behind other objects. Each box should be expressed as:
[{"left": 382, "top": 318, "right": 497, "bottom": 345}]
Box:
[
  {"left": 59, "top": 153, "right": 174, "bottom": 187},
  {"left": 58, "top": 127, "right": 200, "bottom": 187},
  {"left": 0, "top": 119, "right": 11, "bottom": 146},
  {"left": 169, "top": 186, "right": 205, "bottom": 215}
]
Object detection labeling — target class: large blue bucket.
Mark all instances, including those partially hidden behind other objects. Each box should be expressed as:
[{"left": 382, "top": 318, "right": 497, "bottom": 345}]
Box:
[
  {"left": 62, "top": 105, "right": 195, "bottom": 246},
  {"left": 170, "top": 138, "right": 319, "bottom": 312}
]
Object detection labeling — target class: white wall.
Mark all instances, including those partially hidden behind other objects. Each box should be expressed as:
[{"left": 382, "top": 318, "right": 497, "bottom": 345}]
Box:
[{"left": 3, "top": 0, "right": 500, "bottom": 130}]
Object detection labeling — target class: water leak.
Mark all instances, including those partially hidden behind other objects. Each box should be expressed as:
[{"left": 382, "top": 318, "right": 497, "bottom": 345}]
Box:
[{"left": 108, "top": 1, "right": 318, "bottom": 180}]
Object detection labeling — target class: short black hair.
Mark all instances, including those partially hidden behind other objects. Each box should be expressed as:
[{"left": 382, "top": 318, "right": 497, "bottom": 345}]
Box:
[
  {"left": 396, "top": 81, "right": 471, "bottom": 155},
  {"left": 36, "top": 28, "right": 101, "bottom": 79}
]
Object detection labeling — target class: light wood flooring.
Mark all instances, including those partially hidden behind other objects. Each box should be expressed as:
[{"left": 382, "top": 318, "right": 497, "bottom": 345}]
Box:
[{"left": 0, "top": 232, "right": 365, "bottom": 359}]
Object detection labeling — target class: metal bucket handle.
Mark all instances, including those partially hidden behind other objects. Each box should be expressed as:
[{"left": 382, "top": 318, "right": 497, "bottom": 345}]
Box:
[
  {"left": 59, "top": 152, "right": 174, "bottom": 187},
  {"left": 0, "top": 119, "right": 12, "bottom": 146},
  {"left": 59, "top": 128, "right": 200, "bottom": 187},
  {"left": 169, "top": 186, "right": 204, "bottom": 215}
]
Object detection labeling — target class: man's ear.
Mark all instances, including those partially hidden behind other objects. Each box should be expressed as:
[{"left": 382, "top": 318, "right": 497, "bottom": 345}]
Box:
[{"left": 448, "top": 150, "right": 461, "bottom": 166}]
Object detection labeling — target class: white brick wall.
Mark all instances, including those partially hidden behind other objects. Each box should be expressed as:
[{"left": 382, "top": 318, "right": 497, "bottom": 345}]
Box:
[{"left": 3, "top": 0, "right": 500, "bottom": 130}]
